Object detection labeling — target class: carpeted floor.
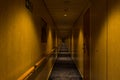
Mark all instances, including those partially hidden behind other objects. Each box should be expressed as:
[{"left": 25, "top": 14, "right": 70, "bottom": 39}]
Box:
[{"left": 48, "top": 43, "right": 82, "bottom": 80}]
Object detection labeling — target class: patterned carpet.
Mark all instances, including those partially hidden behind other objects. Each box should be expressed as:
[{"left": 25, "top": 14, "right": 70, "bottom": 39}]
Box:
[{"left": 48, "top": 43, "right": 82, "bottom": 80}]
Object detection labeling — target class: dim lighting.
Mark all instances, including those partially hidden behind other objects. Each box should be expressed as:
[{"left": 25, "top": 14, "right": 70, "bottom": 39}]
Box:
[
  {"left": 64, "top": 8, "right": 69, "bottom": 17},
  {"left": 64, "top": 14, "right": 67, "bottom": 17},
  {"left": 25, "top": 0, "right": 33, "bottom": 12}
]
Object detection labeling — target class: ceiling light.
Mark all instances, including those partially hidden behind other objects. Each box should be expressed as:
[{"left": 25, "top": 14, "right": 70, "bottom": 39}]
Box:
[{"left": 64, "top": 14, "right": 67, "bottom": 17}]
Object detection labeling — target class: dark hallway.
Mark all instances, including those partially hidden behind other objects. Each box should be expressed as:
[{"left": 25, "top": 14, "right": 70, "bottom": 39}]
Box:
[
  {"left": 49, "top": 43, "right": 82, "bottom": 80},
  {"left": 1, "top": 0, "right": 120, "bottom": 80}
]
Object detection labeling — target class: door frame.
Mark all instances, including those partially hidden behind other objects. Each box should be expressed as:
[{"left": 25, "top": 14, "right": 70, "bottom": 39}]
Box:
[{"left": 83, "top": 8, "right": 90, "bottom": 80}]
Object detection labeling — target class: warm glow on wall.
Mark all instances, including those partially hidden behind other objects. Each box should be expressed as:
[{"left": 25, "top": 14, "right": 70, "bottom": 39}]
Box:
[
  {"left": 71, "top": 33, "right": 74, "bottom": 59},
  {"left": 72, "top": 17, "right": 84, "bottom": 77},
  {"left": 77, "top": 27, "right": 84, "bottom": 77},
  {"left": 0, "top": 1, "right": 41, "bottom": 79},
  {"left": 0, "top": 0, "right": 56, "bottom": 79},
  {"left": 108, "top": 4, "right": 120, "bottom": 80},
  {"left": 47, "top": 27, "right": 53, "bottom": 54}
]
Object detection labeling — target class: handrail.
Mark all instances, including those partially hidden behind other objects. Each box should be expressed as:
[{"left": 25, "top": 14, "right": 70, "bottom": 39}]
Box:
[
  {"left": 17, "top": 48, "right": 57, "bottom": 80},
  {"left": 17, "top": 66, "right": 35, "bottom": 80}
]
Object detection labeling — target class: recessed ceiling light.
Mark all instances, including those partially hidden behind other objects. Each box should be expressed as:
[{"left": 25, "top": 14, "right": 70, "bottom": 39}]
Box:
[{"left": 64, "top": 14, "right": 67, "bottom": 17}]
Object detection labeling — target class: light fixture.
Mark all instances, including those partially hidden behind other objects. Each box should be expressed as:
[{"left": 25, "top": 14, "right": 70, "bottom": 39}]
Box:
[
  {"left": 64, "top": 14, "right": 67, "bottom": 17},
  {"left": 64, "top": 8, "right": 69, "bottom": 17}
]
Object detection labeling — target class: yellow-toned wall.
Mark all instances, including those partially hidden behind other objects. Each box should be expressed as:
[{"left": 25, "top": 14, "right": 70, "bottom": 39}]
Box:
[
  {"left": 0, "top": 0, "right": 56, "bottom": 80},
  {"left": 57, "top": 38, "right": 62, "bottom": 46},
  {"left": 71, "top": 16, "right": 84, "bottom": 77},
  {"left": 108, "top": 0, "right": 120, "bottom": 80},
  {"left": 72, "top": 0, "right": 108, "bottom": 79},
  {"left": 90, "top": 0, "right": 120, "bottom": 80},
  {"left": 46, "top": 27, "right": 53, "bottom": 53},
  {"left": 72, "top": 1, "right": 108, "bottom": 79},
  {"left": 71, "top": 33, "right": 74, "bottom": 58},
  {"left": 65, "top": 37, "right": 71, "bottom": 51},
  {"left": 77, "top": 23, "right": 84, "bottom": 77},
  {"left": 90, "top": 0, "right": 108, "bottom": 80},
  {"left": 55, "top": 33, "right": 58, "bottom": 47}
]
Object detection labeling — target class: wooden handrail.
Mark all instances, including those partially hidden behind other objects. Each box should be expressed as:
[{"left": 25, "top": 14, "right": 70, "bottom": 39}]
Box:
[
  {"left": 17, "top": 67, "right": 35, "bottom": 80},
  {"left": 35, "top": 57, "right": 46, "bottom": 67},
  {"left": 17, "top": 48, "right": 57, "bottom": 80}
]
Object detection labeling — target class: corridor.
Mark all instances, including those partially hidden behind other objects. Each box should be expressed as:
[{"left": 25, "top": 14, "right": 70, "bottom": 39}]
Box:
[
  {"left": 48, "top": 43, "right": 82, "bottom": 80},
  {"left": 1, "top": 0, "right": 120, "bottom": 80}
]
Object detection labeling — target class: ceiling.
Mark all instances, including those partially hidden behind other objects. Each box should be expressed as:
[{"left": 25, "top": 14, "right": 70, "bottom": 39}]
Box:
[{"left": 44, "top": 0, "right": 90, "bottom": 38}]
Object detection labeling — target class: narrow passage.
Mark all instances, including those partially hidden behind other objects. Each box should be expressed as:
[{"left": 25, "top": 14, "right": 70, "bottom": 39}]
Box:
[{"left": 49, "top": 43, "right": 82, "bottom": 80}]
